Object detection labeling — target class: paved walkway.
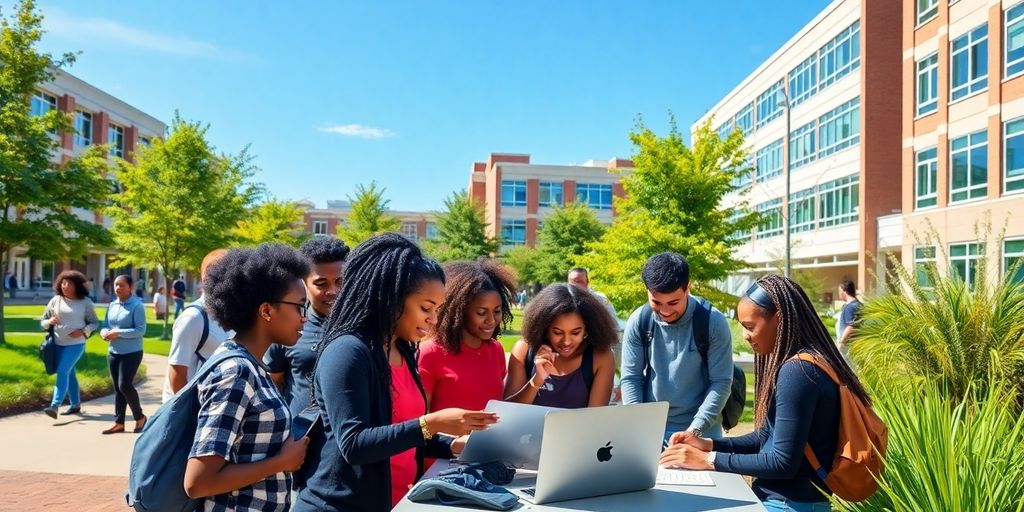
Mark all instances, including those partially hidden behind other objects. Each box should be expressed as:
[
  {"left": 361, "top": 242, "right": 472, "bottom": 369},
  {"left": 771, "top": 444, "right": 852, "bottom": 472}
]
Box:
[{"left": 0, "top": 353, "right": 168, "bottom": 510}]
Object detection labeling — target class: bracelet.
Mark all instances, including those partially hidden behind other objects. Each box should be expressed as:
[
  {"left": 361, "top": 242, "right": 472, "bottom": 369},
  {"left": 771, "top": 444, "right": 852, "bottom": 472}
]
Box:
[
  {"left": 528, "top": 377, "right": 541, "bottom": 389},
  {"left": 419, "top": 415, "right": 432, "bottom": 440}
]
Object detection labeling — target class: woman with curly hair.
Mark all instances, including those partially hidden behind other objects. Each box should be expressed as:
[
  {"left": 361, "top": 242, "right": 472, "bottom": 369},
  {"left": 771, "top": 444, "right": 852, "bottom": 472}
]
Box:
[
  {"left": 40, "top": 270, "right": 99, "bottom": 419},
  {"left": 417, "top": 259, "right": 516, "bottom": 413},
  {"left": 182, "top": 244, "right": 311, "bottom": 511},
  {"left": 504, "top": 283, "right": 618, "bottom": 409}
]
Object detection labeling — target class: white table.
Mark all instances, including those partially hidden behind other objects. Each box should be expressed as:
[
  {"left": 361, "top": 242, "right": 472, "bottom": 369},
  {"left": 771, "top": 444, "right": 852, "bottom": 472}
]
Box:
[{"left": 394, "top": 460, "right": 766, "bottom": 512}]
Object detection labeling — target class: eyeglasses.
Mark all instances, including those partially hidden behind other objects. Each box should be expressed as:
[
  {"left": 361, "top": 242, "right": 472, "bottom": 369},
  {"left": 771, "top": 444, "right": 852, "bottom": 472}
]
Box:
[{"left": 273, "top": 300, "right": 309, "bottom": 318}]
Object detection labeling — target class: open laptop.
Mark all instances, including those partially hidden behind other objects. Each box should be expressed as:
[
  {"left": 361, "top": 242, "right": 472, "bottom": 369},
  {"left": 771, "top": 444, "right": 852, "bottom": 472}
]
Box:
[
  {"left": 456, "top": 400, "right": 563, "bottom": 470},
  {"left": 511, "top": 402, "right": 669, "bottom": 505}
]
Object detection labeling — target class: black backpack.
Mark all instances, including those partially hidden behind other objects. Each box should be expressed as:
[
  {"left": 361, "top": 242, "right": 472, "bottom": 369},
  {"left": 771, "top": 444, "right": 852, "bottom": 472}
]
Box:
[
  {"left": 638, "top": 299, "right": 746, "bottom": 431},
  {"left": 523, "top": 344, "right": 595, "bottom": 392}
]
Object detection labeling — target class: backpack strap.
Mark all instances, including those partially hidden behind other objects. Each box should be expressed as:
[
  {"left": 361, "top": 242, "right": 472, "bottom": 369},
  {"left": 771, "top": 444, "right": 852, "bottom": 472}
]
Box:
[
  {"left": 791, "top": 352, "right": 839, "bottom": 480},
  {"left": 187, "top": 304, "right": 211, "bottom": 364},
  {"left": 692, "top": 298, "right": 712, "bottom": 374},
  {"left": 639, "top": 304, "right": 656, "bottom": 401},
  {"left": 187, "top": 347, "right": 259, "bottom": 397},
  {"left": 581, "top": 345, "right": 595, "bottom": 391}
]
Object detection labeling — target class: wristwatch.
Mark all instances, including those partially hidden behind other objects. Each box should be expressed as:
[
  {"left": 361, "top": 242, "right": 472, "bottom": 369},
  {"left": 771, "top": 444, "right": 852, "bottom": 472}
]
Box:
[
  {"left": 688, "top": 427, "right": 704, "bottom": 439},
  {"left": 705, "top": 451, "right": 717, "bottom": 469}
]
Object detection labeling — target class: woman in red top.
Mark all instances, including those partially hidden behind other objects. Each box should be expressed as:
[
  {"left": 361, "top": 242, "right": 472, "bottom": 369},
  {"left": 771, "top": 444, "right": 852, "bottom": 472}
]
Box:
[{"left": 418, "top": 259, "right": 517, "bottom": 412}]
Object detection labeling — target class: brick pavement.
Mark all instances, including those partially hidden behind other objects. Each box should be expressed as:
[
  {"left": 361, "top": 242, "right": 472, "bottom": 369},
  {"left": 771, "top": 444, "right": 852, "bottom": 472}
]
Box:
[{"left": 0, "top": 470, "right": 128, "bottom": 511}]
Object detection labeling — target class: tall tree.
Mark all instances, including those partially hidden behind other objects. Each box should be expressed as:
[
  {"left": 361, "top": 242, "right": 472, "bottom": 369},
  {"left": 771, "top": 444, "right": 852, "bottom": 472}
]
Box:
[
  {"left": 577, "top": 116, "right": 761, "bottom": 313},
  {"left": 0, "top": 0, "right": 113, "bottom": 343},
  {"left": 107, "top": 113, "right": 260, "bottom": 338},
  {"left": 233, "top": 198, "right": 308, "bottom": 248},
  {"left": 424, "top": 190, "right": 498, "bottom": 262},
  {"left": 336, "top": 181, "right": 401, "bottom": 247},
  {"left": 533, "top": 201, "right": 606, "bottom": 283},
  {"left": 501, "top": 245, "right": 542, "bottom": 288}
]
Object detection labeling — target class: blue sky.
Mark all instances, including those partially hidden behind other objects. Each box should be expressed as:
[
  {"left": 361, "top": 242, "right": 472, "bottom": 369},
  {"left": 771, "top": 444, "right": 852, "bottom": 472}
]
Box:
[{"left": 23, "top": 0, "right": 830, "bottom": 211}]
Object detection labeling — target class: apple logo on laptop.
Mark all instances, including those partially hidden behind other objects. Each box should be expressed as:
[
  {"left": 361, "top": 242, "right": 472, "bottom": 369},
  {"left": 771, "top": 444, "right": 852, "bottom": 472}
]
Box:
[
  {"left": 596, "top": 442, "right": 613, "bottom": 462},
  {"left": 519, "top": 433, "right": 533, "bottom": 445}
]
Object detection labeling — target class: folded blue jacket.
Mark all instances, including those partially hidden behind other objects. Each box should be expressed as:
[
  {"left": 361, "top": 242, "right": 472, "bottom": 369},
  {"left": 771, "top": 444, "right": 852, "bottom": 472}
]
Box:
[{"left": 407, "top": 473, "right": 519, "bottom": 511}]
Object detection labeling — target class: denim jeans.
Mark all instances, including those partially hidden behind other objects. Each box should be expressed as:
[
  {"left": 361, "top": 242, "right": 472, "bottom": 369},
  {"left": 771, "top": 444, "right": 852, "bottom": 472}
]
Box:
[
  {"left": 51, "top": 343, "right": 86, "bottom": 407},
  {"left": 763, "top": 498, "right": 831, "bottom": 512},
  {"left": 173, "top": 298, "right": 185, "bottom": 318}
]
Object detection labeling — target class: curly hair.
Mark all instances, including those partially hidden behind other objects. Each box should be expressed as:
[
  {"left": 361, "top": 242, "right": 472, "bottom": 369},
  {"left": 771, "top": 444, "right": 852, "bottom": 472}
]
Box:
[
  {"left": 202, "top": 243, "right": 310, "bottom": 333},
  {"left": 299, "top": 236, "right": 350, "bottom": 264},
  {"left": 521, "top": 283, "right": 618, "bottom": 351},
  {"left": 53, "top": 270, "right": 88, "bottom": 299},
  {"left": 434, "top": 259, "right": 517, "bottom": 354}
]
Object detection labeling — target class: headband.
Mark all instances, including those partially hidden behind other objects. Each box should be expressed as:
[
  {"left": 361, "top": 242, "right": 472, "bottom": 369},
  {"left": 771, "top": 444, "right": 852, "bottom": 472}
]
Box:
[{"left": 743, "top": 282, "right": 777, "bottom": 314}]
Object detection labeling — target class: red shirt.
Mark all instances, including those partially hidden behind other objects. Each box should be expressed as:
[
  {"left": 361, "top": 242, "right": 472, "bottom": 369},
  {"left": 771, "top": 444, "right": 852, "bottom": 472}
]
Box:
[
  {"left": 417, "top": 339, "right": 507, "bottom": 412},
  {"left": 389, "top": 362, "right": 425, "bottom": 508}
]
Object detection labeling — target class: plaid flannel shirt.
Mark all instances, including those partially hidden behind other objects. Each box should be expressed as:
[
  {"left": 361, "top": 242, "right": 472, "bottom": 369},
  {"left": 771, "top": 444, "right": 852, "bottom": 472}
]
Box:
[{"left": 190, "top": 342, "right": 292, "bottom": 511}]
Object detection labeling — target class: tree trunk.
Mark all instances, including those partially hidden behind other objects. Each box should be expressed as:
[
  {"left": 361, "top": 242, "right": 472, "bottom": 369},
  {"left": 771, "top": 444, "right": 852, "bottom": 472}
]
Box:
[
  {"left": 161, "top": 273, "right": 172, "bottom": 340},
  {"left": 0, "top": 287, "right": 6, "bottom": 345}
]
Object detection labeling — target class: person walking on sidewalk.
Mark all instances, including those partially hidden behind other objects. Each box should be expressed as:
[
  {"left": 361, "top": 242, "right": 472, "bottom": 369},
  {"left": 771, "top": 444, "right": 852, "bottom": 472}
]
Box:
[
  {"left": 40, "top": 270, "right": 99, "bottom": 419},
  {"left": 99, "top": 274, "right": 148, "bottom": 435}
]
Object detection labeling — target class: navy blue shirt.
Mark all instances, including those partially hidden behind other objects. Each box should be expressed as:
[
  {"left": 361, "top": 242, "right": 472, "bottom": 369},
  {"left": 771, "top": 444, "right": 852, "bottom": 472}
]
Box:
[
  {"left": 712, "top": 354, "right": 840, "bottom": 503},
  {"left": 264, "top": 310, "right": 323, "bottom": 418}
]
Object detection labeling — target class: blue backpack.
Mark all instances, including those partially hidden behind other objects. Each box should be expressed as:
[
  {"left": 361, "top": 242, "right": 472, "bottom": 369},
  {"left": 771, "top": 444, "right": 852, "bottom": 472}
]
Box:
[{"left": 125, "top": 347, "right": 256, "bottom": 511}]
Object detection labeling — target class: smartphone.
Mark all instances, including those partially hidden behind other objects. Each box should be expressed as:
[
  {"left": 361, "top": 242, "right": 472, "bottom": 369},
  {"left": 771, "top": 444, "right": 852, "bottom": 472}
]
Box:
[{"left": 291, "top": 407, "right": 322, "bottom": 441}]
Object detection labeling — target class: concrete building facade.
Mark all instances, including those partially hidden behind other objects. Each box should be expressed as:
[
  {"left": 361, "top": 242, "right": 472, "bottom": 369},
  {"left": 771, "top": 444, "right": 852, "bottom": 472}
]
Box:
[{"left": 300, "top": 200, "right": 438, "bottom": 243}]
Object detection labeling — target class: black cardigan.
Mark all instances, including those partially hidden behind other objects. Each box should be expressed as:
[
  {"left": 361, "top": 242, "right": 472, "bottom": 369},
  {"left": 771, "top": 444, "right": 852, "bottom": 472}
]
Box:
[{"left": 293, "top": 334, "right": 454, "bottom": 512}]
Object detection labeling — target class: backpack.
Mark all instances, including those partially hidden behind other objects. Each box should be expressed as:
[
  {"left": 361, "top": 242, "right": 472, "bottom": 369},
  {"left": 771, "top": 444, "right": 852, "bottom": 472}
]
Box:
[
  {"left": 639, "top": 299, "right": 747, "bottom": 430},
  {"left": 523, "top": 344, "right": 595, "bottom": 392},
  {"left": 125, "top": 347, "right": 257, "bottom": 511},
  {"left": 185, "top": 304, "right": 211, "bottom": 364},
  {"left": 172, "top": 280, "right": 186, "bottom": 299},
  {"left": 793, "top": 353, "right": 887, "bottom": 502}
]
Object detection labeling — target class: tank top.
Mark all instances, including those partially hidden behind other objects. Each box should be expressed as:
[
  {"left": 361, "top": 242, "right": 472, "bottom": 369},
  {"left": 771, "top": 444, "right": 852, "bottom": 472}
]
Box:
[{"left": 533, "top": 363, "right": 590, "bottom": 409}]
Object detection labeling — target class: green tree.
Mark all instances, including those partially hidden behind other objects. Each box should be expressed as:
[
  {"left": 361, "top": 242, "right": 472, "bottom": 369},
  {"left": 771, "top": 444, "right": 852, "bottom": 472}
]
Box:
[
  {"left": 0, "top": 0, "right": 113, "bottom": 343},
  {"left": 424, "top": 190, "right": 498, "bottom": 262},
  {"left": 336, "top": 181, "right": 401, "bottom": 247},
  {"left": 233, "top": 198, "right": 308, "bottom": 247},
  {"left": 501, "top": 245, "right": 542, "bottom": 288},
  {"left": 106, "top": 114, "right": 260, "bottom": 338},
  {"left": 578, "top": 117, "right": 760, "bottom": 313},
  {"left": 533, "top": 201, "right": 606, "bottom": 283}
]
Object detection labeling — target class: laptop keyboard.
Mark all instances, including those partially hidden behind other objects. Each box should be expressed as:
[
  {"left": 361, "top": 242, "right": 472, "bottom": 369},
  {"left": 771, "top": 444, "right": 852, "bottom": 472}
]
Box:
[{"left": 521, "top": 488, "right": 536, "bottom": 497}]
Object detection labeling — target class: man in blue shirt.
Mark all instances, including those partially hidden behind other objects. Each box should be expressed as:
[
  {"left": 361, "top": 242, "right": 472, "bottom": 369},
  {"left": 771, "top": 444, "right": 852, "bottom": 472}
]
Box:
[
  {"left": 836, "top": 279, "right": 863, "bottom": 359},
  {"left": 265, "top": 236, "right": 349, "bottom": 417},
  {"left": 621, "top": 252, "right": 734, "bottom": 440}
]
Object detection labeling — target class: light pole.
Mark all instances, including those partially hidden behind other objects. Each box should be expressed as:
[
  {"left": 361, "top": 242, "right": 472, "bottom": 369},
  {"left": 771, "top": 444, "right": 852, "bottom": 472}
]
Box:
[{"left": 778, "top": 88, "right": 792, "bottom": 279}]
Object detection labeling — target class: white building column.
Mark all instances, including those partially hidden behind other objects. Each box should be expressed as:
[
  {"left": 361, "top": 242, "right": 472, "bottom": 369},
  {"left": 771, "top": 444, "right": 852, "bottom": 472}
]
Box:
[{"left": 98, "top": 253, "right": 107, "bottom": 282}]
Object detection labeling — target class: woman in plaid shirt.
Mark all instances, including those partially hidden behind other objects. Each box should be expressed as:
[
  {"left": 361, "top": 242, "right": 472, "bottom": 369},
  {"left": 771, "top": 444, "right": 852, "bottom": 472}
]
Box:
[{"left": 183, "top": 244, "right": 311, "bottom": 511}]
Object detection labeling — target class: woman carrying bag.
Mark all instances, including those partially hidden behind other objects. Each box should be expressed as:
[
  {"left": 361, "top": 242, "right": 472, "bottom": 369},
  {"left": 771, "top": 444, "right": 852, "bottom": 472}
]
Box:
[{"left": 40, "top": 270, "right": 99, "bottom": 419}]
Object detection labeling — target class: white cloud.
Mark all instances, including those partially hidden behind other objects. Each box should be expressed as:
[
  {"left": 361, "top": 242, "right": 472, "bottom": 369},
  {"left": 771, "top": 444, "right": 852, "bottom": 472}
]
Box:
[{"left": 318, "top": 124, "right": 396, "bottom": 140}]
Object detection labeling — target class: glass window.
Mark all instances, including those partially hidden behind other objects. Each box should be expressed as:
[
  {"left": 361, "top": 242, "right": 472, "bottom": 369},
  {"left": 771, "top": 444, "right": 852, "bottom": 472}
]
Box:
[
  {"left": 755, "top": 198, "right": 783, "bottom": 239},
  {"left": 74, "top": 111, "right": 92, "bottom": 147},
  {"left": 138, "top": 137, "right": 151, "bottom": 148},
  {"left": 818, "top": 97, "right": 860, "bottom": 157},
  {"left": 755, "top": 139, "right": 784, "bottom": 181},
  {"left": 426, "top": 222, "right": 438, "bottom": 240},
  {"left": 400, "top": 222, "right": 418, "bottom": 240},
  {"left": 1004, "top": 238, "right": 1024, "bottom": 283},
  {"left": 915, "top": 147, "right": 938, "bottom": 209},
  {"left": 108, "top": 125, "right": 125, "bottom": 158},
  {"left": 917, "top": 53, "right": 939, "bottom": 116},
  {"left": 949, "top": 242, "right": 982, "bottom": 290},
  {"left": 756, "top": 80, "right": 784, "bottom": 129},
  {"left": 917, "top": 0, "right": 938, "bottom": 25},
  {"left": 951, "top": 25, "right": 989, "bottom": 101},
  {"left": 788, "top": 54, "right": 817, "bottom": 107},
  {"left": 732, "top": 157, "right": 753, "bottom": 190},
  {"left": 728, "top": 209, "right": 751, "bottom": 244},
  {"left": 501, "top": 180, "right": 527, "bottom": 207},
  {"left": 818, "top": 174, "right": 859, "bottom": 227},
  {"left": 819, "top": 21, "right": 861, "bottom": 88},
  {"left": 1006, "top": 3, "right": 1024, "bottom": 78},
  {"left": 914, "top": 245, "right": 937, "bottom": 289},
  {"left": 735, "top": 103, "right": 754, "bottom": 136},
  {"left": 1005, "top": 117, "right": 1024, "bottom": 193},
  {"left": 313, "top": 220, "right": 328, "bottom": 236},
  {"left": 717, "top": 118, "right": 735, "bottom": 140},
  {"left": 501, "top": 219, "right": 527, "bottom": 246},
  {"left": 539, "top": 182, "right": 563, "bottom": 207},
  {"left": 790, "top": 121, "right": 817, "bottom": 169},
  {"left": 576, "top": 183, "right": 613, "bottom": 209},
  {"left": 30, "top": 91, "right": 56, "bottom": 117},
  {"left": 949, "top": 130, "right": 988, "bottom": 203},
  {"left": 789, "top": 187, "right": 816, "bottom": 233}
]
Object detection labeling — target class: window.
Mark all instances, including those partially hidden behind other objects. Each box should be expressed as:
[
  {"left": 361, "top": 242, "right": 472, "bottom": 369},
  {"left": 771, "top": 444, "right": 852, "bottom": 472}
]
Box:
[
  {"left": 818, "top": 97, "right": 860, "bottom": 157},
  {"left": 914, "top": 246, "right": 937, "bottom": 289},
  {"left": 755, "top": 198, "right": 783, "bottom": 239},
  {"left": 108, "top": 125, "right": 125, "bottom": 158},
  {"left": 790, "top": 121, "right": 817, "bottom": 169},
  {"left": 755, "top": 139, "right": 784, "bottom": 181},
  {"left": 818, "top": 174, "right": 859, "bottom": 227},
  {"left": 74, "top": 111, "right": 92, "bottom": 147},
  {"left": 717, "top": 118, "right": 734, "bottom": 140},
  {"left": 312, "top": 220, "right": 328, "bottom": 236},
  {"left": 501, "top": 219, "right": 527, "bottom": 246},
  {"left": 1005, "top": 118, "right": 1024, "bottom": 192},
  {"left": 735, "top": 103, "right": 754, "bottom": 136},
  {"left": 756, "top": 81, "right": 784, "bottom": 129},
  {"left": 788, "top": 54, "right": 817, "bottom": 107},
  {"left": 501, "top": 180, "right": 527, "bottom": 207},
  {"left": 539, "top": 182, "right": 563, "bottom": 207},
  {"left": 917, "top": 0, "right": 938, "bottom": 25},
  {"left": 732, "top": 157, "right": 753, "bottom": 190},
  {"left": 789, "top": 188, "right": 816, "bottom": 233},
  {"left": 728, "top": 210, "right": 751, "bottom": 244},
  {"left": 1006, "top": 3, "right": 1024, "bottom": 78},
  {"left": 426, "top": 222, "right": 438, "bottom": 240},
  {"left": 949, "top": 242, "right": 982, "bottom": 289},
  {"left": 576, "top": 183, "right": 613, "bottom": 209},
  {"left": 950, "top": 130, "right": 988, "bottom": 203},
  {"left": 916, "top": 53, "right": 939, "bottom": 116},
  {"left": 400, "top": 222, "right": 418, "bottom": 240},
  {"left": 30, "top": 91, "right": 56, "bottom": 117},
  {"left": 915, "top": 147, "right": 938, "bottom": 208},
  {"left": 139, "top": 137, "right": 152, "bottom": 148},
  {"left": 819, "top": 21, "right": 861, "bottom": 88},
  {"left": 951, "top": 25, "right": 989, "bottom": 101},
  {"left": 1005, "top": 238, "right": 1024, "bottom": 282}
]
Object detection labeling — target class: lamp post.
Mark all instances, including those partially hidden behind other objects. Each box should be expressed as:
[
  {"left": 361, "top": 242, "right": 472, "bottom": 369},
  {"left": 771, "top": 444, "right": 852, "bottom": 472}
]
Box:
[{"left": 778, "top": 88, "right": 792, "bottom": 279}]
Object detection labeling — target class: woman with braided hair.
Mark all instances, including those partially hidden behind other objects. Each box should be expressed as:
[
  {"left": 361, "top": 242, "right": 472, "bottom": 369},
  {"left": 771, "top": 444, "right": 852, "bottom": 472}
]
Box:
[
  {"left": 295, "top": 233, "right": 498, "bottom": 512},
  {"left": 660, "top": 275, "right": 871, "bottom": 512}
]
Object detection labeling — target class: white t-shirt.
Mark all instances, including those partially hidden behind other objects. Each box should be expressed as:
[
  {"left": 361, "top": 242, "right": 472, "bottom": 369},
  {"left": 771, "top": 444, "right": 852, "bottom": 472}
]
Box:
[
  {"left": 153, "top": 292, "right": 168, "bottom": 313},
  {"left": 162, "top": 296, "right": 232, "bottom": 402}
]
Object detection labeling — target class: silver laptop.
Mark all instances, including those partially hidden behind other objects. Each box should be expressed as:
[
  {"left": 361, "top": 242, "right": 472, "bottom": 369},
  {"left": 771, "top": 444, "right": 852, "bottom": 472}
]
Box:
[
  {"left": 456, "top": 400, "right": 562, "bottom": 470},
  {"left": 511, "top": 402, "right": 669, "bottom": 504}
]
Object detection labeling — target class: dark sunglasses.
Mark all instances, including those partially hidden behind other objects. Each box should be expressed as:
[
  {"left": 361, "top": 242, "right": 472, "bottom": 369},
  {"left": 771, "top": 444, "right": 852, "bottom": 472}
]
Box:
[{"left": 273, "top": 300, "right": 309, "bottom": 318}]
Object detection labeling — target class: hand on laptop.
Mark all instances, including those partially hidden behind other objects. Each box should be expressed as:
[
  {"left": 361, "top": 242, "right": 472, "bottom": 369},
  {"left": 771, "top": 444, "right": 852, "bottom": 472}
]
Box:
[
  {"left": 450, "top": 435, "right": 469, "bottom": 455},
  {"left": 659, "top": 443, "right": 712, "bottom": 471},
  {"left": 425, "top": 408, "right": 499, "bottom": 436},
  {"left": 668, "top": 430, "right": 712, "bottom": 451}
]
